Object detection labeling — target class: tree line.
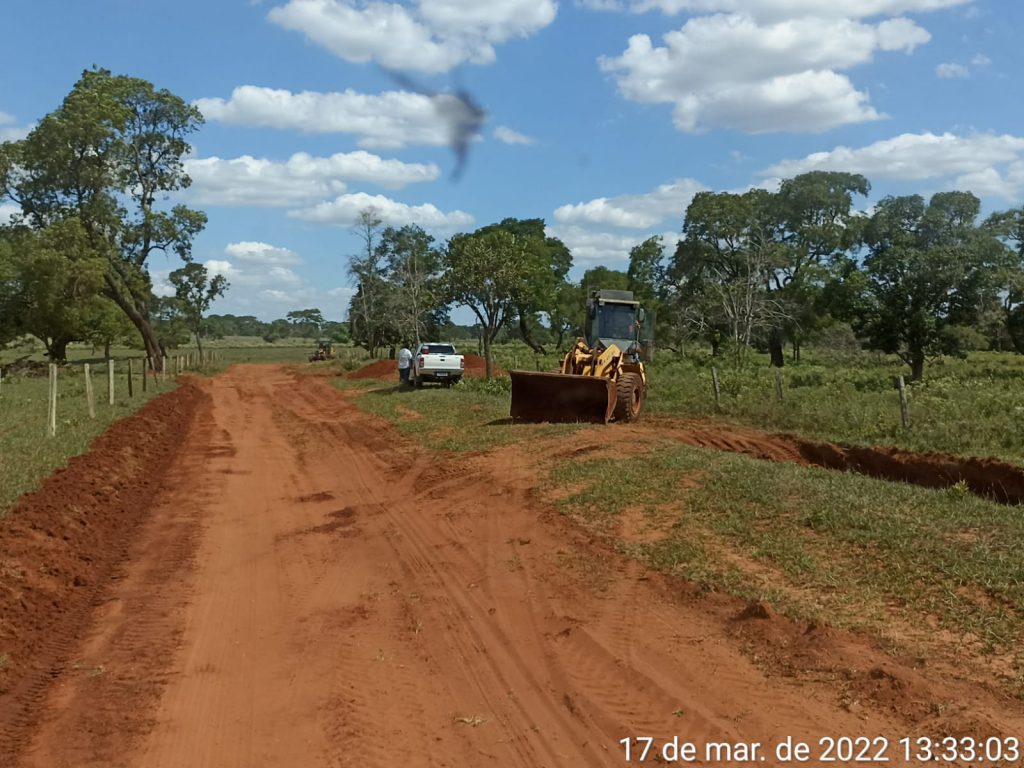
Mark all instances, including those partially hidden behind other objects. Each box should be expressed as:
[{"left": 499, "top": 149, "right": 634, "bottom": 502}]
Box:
[{"left": 350, "top": 173, "right": 1024, "bottom": 382}]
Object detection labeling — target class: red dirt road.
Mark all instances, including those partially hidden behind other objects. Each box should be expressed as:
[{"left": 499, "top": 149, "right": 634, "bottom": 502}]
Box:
[{"left": 11, "top": 366, "right": 1024, "bottom": 767}]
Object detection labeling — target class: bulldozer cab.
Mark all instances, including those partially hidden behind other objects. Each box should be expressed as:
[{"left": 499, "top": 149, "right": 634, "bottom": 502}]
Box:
[{"left": 585, "top": 290, "right": 644, "bottom": 360}]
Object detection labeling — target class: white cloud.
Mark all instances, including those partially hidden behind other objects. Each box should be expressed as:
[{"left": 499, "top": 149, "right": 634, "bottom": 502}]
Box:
[
  {"left": 267, "top": 0, "right": 557, "bottom": 73},
  {"left": 184, "top": 151, "right": 439, "bottom": 207},
  {"left": 554, "top": 178, "right": 705, "bottom": 229},
  {"left": 0, "top": 111, "right": 33, "bottom": 141},
  {"left": 289, "top": 192, "right": 474, "bottom": 229},
  {"left": 599, "top": 13, "right": 932, "bottom": 133},
  {"left": 763, "top": 132, "right": 1024, "bottom": 200},
  {"left": 591, "top": 0, "right": 971, "bottom": 19},
  {"left": 0, "top": 202, "right": 20, "bottom": 224},
  {"left": 195, "top": 86, "right": 453, "bottom": 149},
  {"left": 935, "top": 53, "right": 991, "bottom": 79},
  {"left": 224, "top": 242, "right": 302, "bottom": 266},
  {"left": 549, "top": 225, "right": 680, "bottom": 264},
  {"left": 936, "top": 62, "right": 970, "bottom": 78},
  {"left": 494, "top": 125, "right": 536, "bottom": 145}
]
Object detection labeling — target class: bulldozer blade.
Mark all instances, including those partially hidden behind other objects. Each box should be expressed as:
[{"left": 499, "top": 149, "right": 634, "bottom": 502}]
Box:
[{"left": 509, "top": 371, "right": 617, "bottom": 424}]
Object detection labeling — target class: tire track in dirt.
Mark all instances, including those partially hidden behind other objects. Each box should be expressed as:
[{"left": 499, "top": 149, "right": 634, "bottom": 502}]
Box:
[{"left": 12, "top": 365, "right": 1024, "bottom": 767}]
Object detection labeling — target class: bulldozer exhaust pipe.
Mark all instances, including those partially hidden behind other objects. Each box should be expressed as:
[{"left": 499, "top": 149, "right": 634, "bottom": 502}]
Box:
[{"left": 509, "top": 371, "right": 617, "bottom": 424}]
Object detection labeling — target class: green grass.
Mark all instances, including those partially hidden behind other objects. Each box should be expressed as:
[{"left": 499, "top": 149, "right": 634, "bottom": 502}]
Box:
[
  {"left": 480, "top": 343, "right": 1024, "bottom": 464},
  {"left": 0, "top": 363, "right": 171, "bottom": 515},
  {"left": 548, "top": 442, "right": 1024, "bottom": 657}
]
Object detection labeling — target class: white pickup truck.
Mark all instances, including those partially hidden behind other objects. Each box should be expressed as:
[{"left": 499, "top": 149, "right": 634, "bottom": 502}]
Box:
[{"left": 411, "top": 343, "right": 464, "bottom": 388}]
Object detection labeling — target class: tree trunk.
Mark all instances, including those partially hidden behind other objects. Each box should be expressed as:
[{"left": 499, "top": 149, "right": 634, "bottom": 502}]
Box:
[
  {"left": 195, "top": 333, "right": 204, "bottom": 357},
  {"left": 1006, "top": 307, "right": 1024, "bottom": 354},
  {"left": 103, "top": 280, "right": 163, "bottom": 370},
  {"left": 483, "top": 333, "right": 494, "bottom": 381},
  {"left": 909, "top": 346, "right": 926, "bottom": 382},
  {"left": 517, "top": 310, "right": 546, "bottom": 354},
  {"left": 768, "top": 328, "right": 785, "bottom": 368},
  {"left": 47, "top": 336, "right": 71, "bottom": 363},
  {"left": 104, "top": 340, "right": 111, "bottom": 360}
]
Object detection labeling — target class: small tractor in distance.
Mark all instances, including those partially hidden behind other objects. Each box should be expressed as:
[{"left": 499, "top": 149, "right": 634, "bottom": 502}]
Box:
[
  {"left": 509, "top": 289, "right": 649, "bottom": 424},
  {"left": 309, "top": 339, "right": 335, "bottom": 362}
]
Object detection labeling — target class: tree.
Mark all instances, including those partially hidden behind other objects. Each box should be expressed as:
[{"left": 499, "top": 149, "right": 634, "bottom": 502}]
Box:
[
  {"left": 347, "top": 208, "right": 393, "bottom": 356},
  {"left": 769, "top": 172, "right": 870, "bottom": 363},
  {"left": 669, "top": 189, "right": 789, "bottom": 363},
  {"left": 0, "top": 218, "right": 110, "bottom": 361},
  {"left": 286, "top": 308, "right": 325, "bottom": 338},
  {"left": 443, "top": 228, "right": 534, "bottom": 379},
  {"left": 858, "top": 191, "right": 993, "bottom": 381},
  {"left": 985, "top": 207, "right": 1024, "bottom": 353},
  {"left": 476, "top": 218, "right": 572, "bottom": 354},
  {"left": 169, "top": 262, "right": 228, "bottom": 356},
  {"left": 375, "top": 224, "right": 443, "bottom": 344},
  {"left": 0, "top": 68, "right": 206, "bottom": 370}
]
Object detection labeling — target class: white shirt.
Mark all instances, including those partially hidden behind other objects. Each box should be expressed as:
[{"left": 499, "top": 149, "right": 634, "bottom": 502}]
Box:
[{"left": 398, "top": 348, "right": 413, "bottom": 369}]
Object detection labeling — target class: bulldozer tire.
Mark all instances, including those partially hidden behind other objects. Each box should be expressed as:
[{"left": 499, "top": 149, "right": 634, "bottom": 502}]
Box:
[{"left": 614, "top": 373, "right": 644, "bottom": 422}]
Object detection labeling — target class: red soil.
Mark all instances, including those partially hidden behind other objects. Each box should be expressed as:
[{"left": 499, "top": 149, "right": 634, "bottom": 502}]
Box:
[{"left": 0, "top": 381, "right": 206, "bottom": 762}]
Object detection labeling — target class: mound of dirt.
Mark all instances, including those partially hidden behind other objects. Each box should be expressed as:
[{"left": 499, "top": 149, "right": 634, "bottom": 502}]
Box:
[
  {"left": 347, "top": 352, "right": 504, "bottom": 380},
  {"left": 0, "top": 382, "right": 206, "bottom": 760}
]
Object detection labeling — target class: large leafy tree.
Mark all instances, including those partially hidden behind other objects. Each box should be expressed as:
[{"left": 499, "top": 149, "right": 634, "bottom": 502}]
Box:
[
  {"left": 169, "top": 262, "right": 229, "bottom": 356},
  {"left": 476, "top": 218, "right": 571, "bottom": 354},
  {"left": 443, "top": 227, "right": 535, "bottom": 379},
  {"left": 375, "top": 224, "right": 444, "bottom": 345},
  {"left": 769, "top": 172, "right": 870, "bottom": 363},
  {"left": 286, "top": 308, "right": 325, "bottom": 337},
  {"left": 668, "top": 189, "right": 788, "bottom": 363},
  {"left": 0, "top": 68, "right": 206, "bottom": 369},
  {"left": 0, "top": 218, "right": 111, "bottom": 360},
  {"left": 985, "top": 207, "right": 1024, "bottom": 353},
  {"left": 858, "top": 191, "right": 995, "bottom": 381}
]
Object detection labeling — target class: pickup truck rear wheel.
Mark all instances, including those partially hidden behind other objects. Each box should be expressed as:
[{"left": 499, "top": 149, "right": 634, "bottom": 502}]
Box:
[{"left": 414, "top": 375, "right": 423, "bottom": 389}]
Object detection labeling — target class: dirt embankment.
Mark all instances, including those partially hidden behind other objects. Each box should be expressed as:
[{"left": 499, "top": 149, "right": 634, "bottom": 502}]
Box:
[
  {"left": 652, "top": 420, "right": 1024, "bottom": 505},
  {"left": 0, "top": 381, "right": 206, "bottom": 762},
  {"left": 348, "top": 352, "right": 503, "bottom": 380}
]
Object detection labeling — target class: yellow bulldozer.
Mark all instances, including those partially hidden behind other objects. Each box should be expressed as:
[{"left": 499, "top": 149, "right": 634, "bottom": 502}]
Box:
[{"left": 510, "top": 289, "right": 649, "bottom": 424}]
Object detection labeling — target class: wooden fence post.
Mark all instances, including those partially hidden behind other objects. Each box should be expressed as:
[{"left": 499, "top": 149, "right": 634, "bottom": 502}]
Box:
[
  {"left": 773, "top": 368, "right": 784, "bottom": 403},
  {"left": 84, "top": 363, "right": 96, "bottom": 419},
  {"left": 48, "top": 364, "right": 57, "bottom": 437},
  {"left": 162, "top": 356, "right": 168, "bottom": 382},
  {"left": 711, "top": 366, "right": 721, "bottom": 407},
  {"left": 107, "top": 359, "right": 115, "bottom": 405},
  {"left": 897, "top": 375, "right": 910, "bottom": 428},
  {"left": 127, "top": 358, "right": 134, "bottom": 398},
  {"left": 142, "top": 357, "right": 148, "bottom": 392}
]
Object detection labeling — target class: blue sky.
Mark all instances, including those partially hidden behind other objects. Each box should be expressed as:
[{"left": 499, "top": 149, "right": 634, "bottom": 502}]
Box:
[{"left": 2, "top": 0, "right": 1022, "bottom": 321}]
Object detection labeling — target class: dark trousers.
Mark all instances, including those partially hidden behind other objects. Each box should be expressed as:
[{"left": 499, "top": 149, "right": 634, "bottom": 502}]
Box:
[{"left": 399, "top": 366, "right": 411, "bottom": 384}]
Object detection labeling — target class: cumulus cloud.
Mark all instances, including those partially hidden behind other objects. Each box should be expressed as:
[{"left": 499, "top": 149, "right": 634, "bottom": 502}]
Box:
[
  {"left": 554, "top": 178, "right": 705, "bottom": 229},
  {"left": 763, "top": 132, "right": 1024, "bottom": 200},
  {"left": 199, "top": 242, "right": 355, "bottom": 319},
  {"left": 184, "top": 151, "right": 439, "bottom": 207},
  {"left": 586, "top": 0, "right": 971, "bottom": 18},
  {"left": 267, "top": 0, "right": 557, "bottom": 73},
  {"left": 289, "top": 192, "right": 474, "bottom": 229},
  {"left": 936, "top": 62, "right": 970, "bottom": 78},
  {"left": 194, "top": 86, "right": 454, "bottom": 149},
  {"left": 494, "top": 125, "right": 536, "bottom": 145},
  {"left": 599, "top": 13, "right": 932, "bottom": 133},
  {"left": 0, "top": 202, "right": 20, "bottom": 225},
  {"left": 224, "top": 242, "right": 303, "bottom": 266},
  {"left": 548, "top": 225, "right": 680, "bottom": 264},
  {"left": 0, "top": 111, "right": 33, "bottom": 141},
  {"left": 935, "top": 53, "right": 992, "bottom": 79}
]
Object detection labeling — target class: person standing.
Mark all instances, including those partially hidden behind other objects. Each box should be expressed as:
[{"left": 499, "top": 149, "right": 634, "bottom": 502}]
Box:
[{"left": 398, "top": 344, "right": 413, "bottom": 385}]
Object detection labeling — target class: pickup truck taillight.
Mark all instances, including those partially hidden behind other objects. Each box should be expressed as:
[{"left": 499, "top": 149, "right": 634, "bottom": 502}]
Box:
[
  {"left": 418, "top": 356, "right": 425, "bottom": 367},
  {"left": 459, "top": 357, "right": 464, "bottom": 368}
]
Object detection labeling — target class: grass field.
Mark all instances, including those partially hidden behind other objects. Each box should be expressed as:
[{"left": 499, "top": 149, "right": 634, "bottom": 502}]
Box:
[
  {"left": 0, "top": 364, "right": 171, "bottom": 514},
  {"left": 481, "top": 344, "right": 1024, "bottom": 464}
]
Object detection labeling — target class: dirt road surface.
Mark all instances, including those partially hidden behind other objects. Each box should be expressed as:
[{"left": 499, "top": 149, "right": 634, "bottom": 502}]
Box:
[{"left": 12, "top": 366, "right": 1024, "bottom": 767}]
